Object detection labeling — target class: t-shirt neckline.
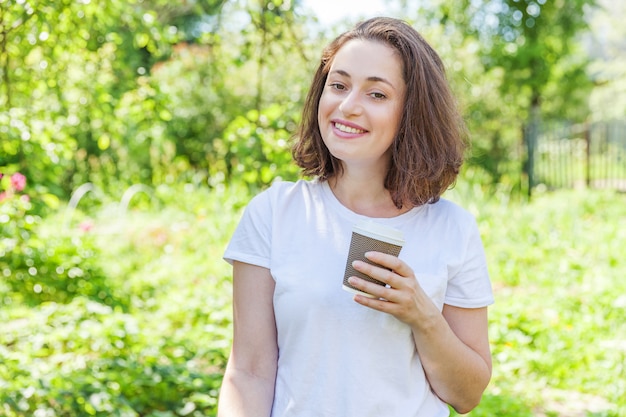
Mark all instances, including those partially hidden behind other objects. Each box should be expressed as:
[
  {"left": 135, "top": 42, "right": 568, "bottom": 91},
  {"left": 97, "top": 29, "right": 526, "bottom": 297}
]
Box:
[{"left": 317, "top": 179, "right": 424, "bottom": 227}]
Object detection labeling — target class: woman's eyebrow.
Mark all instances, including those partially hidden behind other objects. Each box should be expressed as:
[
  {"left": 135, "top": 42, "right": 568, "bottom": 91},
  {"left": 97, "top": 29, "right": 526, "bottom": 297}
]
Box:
[{"left": 330, "top": 69, "right": 397, "bottom": 90}]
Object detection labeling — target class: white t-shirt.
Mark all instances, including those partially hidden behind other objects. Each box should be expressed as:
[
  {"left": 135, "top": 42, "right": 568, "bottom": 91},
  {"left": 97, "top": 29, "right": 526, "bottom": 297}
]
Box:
[{"left": 224, "top": 179, "right": 494, "bottom": 417}]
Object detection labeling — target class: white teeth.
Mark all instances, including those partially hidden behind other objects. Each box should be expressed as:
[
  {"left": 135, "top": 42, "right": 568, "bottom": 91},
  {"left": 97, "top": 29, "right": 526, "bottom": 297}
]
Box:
[{"left": 334, "top": 122, "right": 365, "bottom": 134}]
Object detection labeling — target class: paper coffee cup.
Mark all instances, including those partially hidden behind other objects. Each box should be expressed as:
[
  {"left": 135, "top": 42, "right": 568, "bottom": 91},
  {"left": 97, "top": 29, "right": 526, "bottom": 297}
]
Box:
[{"left": 342, "top": 220, "right": 405, "bottom": 298}]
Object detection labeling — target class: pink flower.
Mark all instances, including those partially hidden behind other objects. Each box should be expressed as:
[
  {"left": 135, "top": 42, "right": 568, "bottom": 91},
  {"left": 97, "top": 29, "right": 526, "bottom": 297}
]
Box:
[
  {"left": 0, "top": 192, "right": 6, "bottom": 202},
  {"left": 11, "top": 173, "right": 26, "bottom": 192},
  {"left": 79, "top": 220, "right": 94, "bottom": 232}
]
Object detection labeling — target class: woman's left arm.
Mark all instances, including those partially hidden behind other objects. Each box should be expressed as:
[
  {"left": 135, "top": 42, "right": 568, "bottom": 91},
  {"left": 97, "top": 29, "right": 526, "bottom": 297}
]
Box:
[
  {"left": 415, "top": 304, "right": 492, "bottom": 414},
  {"left": 348, "top": 252, "right": 492, "bottom": 414}
]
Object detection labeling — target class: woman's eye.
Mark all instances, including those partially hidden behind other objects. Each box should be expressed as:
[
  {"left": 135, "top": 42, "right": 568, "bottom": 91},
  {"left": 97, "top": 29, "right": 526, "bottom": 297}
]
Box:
[
  {"left": 329, "top": 82, "right": 346, "bottom": 90},
  {"left": 370, "top": 92, "right": 386, "bottom": 99}
]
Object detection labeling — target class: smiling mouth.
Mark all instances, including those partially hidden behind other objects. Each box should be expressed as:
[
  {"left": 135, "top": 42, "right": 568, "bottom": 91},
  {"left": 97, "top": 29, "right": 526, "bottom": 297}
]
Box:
[{"left": 334, "top": 122, "right": 367, "bottom": 134}]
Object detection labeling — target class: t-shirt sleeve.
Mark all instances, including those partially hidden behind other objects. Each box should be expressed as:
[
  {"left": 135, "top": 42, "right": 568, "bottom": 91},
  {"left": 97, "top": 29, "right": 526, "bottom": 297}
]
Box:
[
  {"left": 223, "top": 188, "right": 273, "bottom": 269},
  {"left": 444, "top": 215, "right": 494, "bottom": 308}
]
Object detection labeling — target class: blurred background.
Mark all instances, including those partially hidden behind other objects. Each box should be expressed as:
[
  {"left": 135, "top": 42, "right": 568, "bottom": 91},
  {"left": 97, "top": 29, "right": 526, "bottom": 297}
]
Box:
[{"left": 1, "top": 0, "right": 625, "bottom": 416}]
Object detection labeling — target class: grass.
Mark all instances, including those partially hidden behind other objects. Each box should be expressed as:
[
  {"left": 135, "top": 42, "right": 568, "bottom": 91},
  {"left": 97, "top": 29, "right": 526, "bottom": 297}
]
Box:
[
  {"left": 446, "top": 185, "right": 626, "bottom": 416},
  {"left": 1, "top": 183, "right": 625, "bottom": 416}
]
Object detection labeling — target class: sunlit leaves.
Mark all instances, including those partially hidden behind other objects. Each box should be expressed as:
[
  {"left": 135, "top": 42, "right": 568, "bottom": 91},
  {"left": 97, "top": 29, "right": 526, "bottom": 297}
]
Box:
[
  {"left": 0, "top": 184, "right": 240, "bottom": 416},
  {"left": 2, "top": 185, "right": 624, "bottom": 416},
  {"left": 1, "top": 0, "right": 314, "bottom": 203},
  {"left": 460, "top": 0, "right": 595, "bottom": 113},
  {"left": 445, "top": 187, "right": 626, "bottom": 416},
  {"left": 0, "top": 0, "right": 171, "bottom": 198}
]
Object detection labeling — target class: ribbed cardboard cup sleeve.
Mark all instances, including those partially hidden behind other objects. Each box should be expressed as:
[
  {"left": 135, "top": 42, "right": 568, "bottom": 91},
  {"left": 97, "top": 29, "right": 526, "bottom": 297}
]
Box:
[{"left": 342, "top": 221, "right": 404, "bottom": 298}]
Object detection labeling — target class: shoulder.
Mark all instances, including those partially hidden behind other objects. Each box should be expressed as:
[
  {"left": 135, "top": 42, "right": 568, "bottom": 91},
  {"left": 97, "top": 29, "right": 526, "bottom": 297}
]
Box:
[
  {"left": 417, "top": 198, "right": 482, "bottom": 243},
  {"left": 427, "top": 197, "right": 477, "bottom": 225},
  {"left": 261, "top": 178, "right": 322, "bottom": 199},
  {"left": 247, "top": 178, "right": 322, "bottom": 211},
  {"left": 272, "top": 178, "right": 322, "bottom": 193}
]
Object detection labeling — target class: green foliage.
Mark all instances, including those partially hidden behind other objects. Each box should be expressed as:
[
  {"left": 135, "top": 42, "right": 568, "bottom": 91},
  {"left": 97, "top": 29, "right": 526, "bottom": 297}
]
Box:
[
  {"left": 1, "top": 184, "right": 238, "bottom": 416},
  {"left": 2, "top": 1, "right": 624, "bottom": 414},
  {"left": 145, "top": 42, "right": 303, "bottom": 188},
  {"left": 0, "top": 171, "right": 118, "bottom": 307},
  {"left": 452, "top": 393, "right": 535, "bottom": 417},
  {"left": 2, "top": 0, "right": 616, "bottom": 205},
  {"left": 461, "top": 0, "right": 595, "bottom": 114},
  {"left": 2, "top": 182, "right": 626, "bottom": 416},
  {"left": 446, "top": 185, "right": 626, "bottom": 417},
  {"left": 0, "top": 0, "right": 172, "bottom": 197},
  {"left": 587, "top": 0, "right": 626, "bottom": 121},
  {"left": 407, "top": 0, "right": 599, "bottom": 191},
  {"left": 0, "top": 298, "right": 224, "bottom": 417},
  {"left": 218, "top": 105, "right": 302, "bottom": 189},
  {"left": 1, "top": 0, "right": 317, "bottom": 202}
]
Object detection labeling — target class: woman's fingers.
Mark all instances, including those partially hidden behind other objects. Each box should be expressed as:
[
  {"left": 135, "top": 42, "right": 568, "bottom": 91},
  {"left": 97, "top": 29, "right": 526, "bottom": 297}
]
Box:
[
  {"left": 349, "top": 252, "right": 424, "bottom": 324},
  {"left": 351, "top": 251, "right": 410, "bottom": 288},
  {"left": 365, "top": 251, "right": 413, "bottom": 277}
]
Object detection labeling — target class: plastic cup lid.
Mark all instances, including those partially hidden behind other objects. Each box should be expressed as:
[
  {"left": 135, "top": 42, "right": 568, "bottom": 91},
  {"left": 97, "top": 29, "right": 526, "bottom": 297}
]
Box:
[{"left": 353, "top": 220, "right": 405, "bottom": 246}]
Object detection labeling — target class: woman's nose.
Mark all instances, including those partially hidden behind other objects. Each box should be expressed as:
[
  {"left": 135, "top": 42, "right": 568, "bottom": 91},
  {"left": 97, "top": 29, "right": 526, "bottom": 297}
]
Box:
[{"left": 338, "top": 91, "right": 363, "bottom": 116}]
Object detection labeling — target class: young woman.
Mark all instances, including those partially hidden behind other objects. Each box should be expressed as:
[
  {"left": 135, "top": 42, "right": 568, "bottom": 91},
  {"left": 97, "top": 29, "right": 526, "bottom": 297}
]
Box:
[{"left": 219, "top": 17, "right": 494, "bottom": 417}]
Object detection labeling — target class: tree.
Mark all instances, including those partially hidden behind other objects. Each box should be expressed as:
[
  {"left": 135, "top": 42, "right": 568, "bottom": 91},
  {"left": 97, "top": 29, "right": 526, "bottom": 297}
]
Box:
[
  {"left": 585, "top": 0, "right": 626, "bottom": 120},
  {"left": 0, "top": 1, "right": 255, "bottom": 198},
  {"left": 459, "top": 0, "right": 596, "bottom": 120},
  {"left": 414, "top": 0, "right": 597, "bottom": 191},
  {"left": 0, "top": 0, "right": 173, "bottom": 198}
]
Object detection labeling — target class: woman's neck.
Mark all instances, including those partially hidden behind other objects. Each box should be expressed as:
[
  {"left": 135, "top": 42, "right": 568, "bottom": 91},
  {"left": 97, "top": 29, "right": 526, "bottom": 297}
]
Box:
[{"left": 328, "top": 174, "right": 409, "bottom": 218}]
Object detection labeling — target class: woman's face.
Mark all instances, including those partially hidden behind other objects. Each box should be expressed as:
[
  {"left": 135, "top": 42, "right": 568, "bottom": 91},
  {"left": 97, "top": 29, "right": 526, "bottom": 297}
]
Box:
[{"left": 318, "top": 39, "right": 406, "bottom": 172}]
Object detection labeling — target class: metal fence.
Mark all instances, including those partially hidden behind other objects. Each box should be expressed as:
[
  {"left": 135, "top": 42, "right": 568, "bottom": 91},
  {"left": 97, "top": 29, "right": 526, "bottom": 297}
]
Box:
[{"left": 528, "top": 121, "right": 626, "bottom": 192}]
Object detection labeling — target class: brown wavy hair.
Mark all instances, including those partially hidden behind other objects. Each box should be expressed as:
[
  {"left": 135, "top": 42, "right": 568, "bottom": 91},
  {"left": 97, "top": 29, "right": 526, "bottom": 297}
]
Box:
[{"left": 292, "top": 17, "right": 468, "bottom": 208}]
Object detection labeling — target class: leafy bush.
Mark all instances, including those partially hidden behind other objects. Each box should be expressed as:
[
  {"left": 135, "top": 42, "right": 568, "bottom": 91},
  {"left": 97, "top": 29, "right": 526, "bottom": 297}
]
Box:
[
  {"left": 0, "top": 298, "right": 224, "bottom": 417},
  {"left": 0, "top": 173, "right": 119, "bottom": 307},
  {"left": 446, "top": 186, "right": 626, "bottom": 417},
  {"left": 2, "top": 183, "right": 625, "bottom": 417},
  {"left": 1, "top": 183, "right": 237, "bottom": 417}
]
